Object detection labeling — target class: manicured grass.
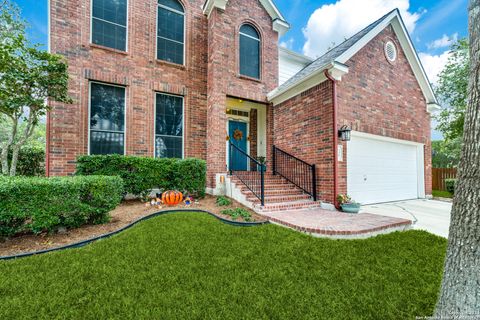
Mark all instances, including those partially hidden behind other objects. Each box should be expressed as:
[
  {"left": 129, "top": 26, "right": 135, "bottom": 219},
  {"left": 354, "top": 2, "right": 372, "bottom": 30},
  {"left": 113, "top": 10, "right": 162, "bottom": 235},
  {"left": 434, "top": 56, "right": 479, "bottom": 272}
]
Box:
[
  {"left": 432, "top": 190, "right": 454, "bottom": 198},
  {"left": 0, "top": 212, "right": 446, "bottom": 319}
]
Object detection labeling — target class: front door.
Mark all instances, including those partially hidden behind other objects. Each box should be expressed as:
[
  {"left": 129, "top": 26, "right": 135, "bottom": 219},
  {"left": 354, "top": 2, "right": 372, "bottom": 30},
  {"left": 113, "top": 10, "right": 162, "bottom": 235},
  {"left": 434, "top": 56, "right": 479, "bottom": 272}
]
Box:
[{"left": 228, "top": 120, "right": 248, "bottom": 171}]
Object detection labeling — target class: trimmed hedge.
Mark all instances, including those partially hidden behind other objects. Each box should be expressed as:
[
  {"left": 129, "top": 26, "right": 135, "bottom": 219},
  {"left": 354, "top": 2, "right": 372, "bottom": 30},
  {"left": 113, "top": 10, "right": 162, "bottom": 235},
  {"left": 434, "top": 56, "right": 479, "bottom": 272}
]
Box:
[
  {"left": 0, "top": 175, "right": 124, "bottom": 237},
  {"left": 76, "top": 155, "right": 206, "bottom": 198},
  {"left": 445, "top": 179, "right": 456, "bottom": 194}
]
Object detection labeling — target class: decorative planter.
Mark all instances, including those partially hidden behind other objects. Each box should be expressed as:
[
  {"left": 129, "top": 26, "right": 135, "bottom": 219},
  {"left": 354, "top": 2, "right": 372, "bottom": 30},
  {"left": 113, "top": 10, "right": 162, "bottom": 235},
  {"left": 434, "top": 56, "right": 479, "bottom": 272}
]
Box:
[{"left": 340, "top": 203, "right": 361, "bottom": 214}]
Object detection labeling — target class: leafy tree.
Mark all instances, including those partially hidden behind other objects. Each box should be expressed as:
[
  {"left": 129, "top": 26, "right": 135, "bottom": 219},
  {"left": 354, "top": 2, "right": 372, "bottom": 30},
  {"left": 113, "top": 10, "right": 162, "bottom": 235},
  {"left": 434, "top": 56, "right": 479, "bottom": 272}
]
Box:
[
  {"left": 431, "top": 139, "right": 461, "bottom": 168},
  {"left": 0, "top": 1, "right": 71, "bottom": 176},
  {"left": 435, "top": 38, "right": 469, "bottom": 141},
  {"left": 434, "top": 0, "right": 480, "bottom": 316}
]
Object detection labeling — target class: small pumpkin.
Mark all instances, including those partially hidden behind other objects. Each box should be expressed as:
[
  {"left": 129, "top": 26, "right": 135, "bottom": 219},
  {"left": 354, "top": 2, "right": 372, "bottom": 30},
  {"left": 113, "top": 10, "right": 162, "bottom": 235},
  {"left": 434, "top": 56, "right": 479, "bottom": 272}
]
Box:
[{"left": 162, "top": 190, "right": 183, "bottom": 206}]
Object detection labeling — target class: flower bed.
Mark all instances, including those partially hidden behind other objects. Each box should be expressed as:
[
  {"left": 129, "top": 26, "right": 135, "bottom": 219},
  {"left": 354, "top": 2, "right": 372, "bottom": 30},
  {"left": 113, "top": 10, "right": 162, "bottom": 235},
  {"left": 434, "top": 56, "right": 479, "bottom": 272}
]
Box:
[{"left": 0, "top": 195, "right": 266, "bottom": 257}]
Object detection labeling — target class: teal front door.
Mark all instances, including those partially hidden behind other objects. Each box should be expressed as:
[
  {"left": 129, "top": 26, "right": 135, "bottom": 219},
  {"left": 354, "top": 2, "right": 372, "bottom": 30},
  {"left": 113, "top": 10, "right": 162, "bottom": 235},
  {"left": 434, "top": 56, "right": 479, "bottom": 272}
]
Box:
[{"left": 229, "top": 120, "right": 248, "bottom": 171}]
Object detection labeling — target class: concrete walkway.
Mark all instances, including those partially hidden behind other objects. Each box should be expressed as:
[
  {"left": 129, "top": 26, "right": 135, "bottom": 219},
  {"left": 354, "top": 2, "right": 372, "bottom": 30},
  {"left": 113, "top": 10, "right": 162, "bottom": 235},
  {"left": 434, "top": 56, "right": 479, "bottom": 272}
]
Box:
[
  {"left": 362, "top": 199, "right": 452, "bottom": 238},
  {"left": 261, "top": 208, "right": 412, "bottom": 239}
]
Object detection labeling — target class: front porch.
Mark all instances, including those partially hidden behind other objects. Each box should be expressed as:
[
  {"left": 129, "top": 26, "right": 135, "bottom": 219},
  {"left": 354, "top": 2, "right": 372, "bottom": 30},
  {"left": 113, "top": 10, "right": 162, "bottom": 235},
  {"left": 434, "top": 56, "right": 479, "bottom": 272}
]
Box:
[{"left": 263, "top": 208, "right": 412, "bottom": 239}]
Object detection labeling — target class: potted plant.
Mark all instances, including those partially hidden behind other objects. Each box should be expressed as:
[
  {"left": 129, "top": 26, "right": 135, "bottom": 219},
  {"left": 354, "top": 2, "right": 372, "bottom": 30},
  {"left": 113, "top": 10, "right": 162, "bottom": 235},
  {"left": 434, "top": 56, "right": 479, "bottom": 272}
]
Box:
[
  {"left": 337, "top": 194, "right": 361, "bottom": 213},
  {"left": 257, "top": 156, "right": 267, "bottom": 172}
]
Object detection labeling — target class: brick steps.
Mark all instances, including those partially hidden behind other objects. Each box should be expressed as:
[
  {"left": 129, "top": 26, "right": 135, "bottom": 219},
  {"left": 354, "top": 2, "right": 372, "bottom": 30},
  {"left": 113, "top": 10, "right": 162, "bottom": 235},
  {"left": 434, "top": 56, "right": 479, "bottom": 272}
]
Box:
[
  {"left": 248, "top": 194, "right": 312, "bottom": 204},
  {"left": 242, "top": 188, "right": 304, "bottom": 197},
  {"left": 255, "top": 200, "right": 321, "bottom": 212},
  {"left": 228, "top": 173, "right": 321, "bottom": 213}
]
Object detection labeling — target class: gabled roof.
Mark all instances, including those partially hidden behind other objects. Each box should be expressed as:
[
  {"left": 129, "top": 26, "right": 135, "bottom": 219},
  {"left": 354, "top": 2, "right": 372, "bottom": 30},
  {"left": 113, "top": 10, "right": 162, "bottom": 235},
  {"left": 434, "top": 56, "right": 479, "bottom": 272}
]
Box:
[
  {"left": 268, "top": 9, "right": 440, "bottom": 112},
  {"left": 202, "top": 0, "right": 289, "bottom": 35}
]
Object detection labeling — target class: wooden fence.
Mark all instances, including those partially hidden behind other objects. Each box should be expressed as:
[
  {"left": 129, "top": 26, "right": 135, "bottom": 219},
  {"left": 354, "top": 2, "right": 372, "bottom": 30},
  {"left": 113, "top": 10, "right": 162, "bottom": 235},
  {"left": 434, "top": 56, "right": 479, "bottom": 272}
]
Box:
[{"left": 432, "top": 168, "right": 457, "bottom": 191}]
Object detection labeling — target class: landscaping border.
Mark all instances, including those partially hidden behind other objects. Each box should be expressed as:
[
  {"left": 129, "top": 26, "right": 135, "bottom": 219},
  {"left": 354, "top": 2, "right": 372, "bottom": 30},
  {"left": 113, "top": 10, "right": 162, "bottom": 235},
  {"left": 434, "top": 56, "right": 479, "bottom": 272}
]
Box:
[{"left": 0, "top": 209, "right": 269, "bottom": 261}]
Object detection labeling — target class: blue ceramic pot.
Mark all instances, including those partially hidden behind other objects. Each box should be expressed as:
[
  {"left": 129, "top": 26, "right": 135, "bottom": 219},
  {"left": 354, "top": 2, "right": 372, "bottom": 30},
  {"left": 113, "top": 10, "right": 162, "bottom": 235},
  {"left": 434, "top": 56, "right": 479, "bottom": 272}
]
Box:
[{"left": 341, "top": 203, "right": 361, "bottom": 213}]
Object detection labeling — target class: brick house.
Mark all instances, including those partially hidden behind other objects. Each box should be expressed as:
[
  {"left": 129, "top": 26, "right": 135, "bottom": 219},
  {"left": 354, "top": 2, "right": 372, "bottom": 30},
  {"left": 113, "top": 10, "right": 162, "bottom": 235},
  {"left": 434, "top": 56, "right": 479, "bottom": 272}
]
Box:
[{"left": 48, "top": 1, "right": 439, "bottom": 211}]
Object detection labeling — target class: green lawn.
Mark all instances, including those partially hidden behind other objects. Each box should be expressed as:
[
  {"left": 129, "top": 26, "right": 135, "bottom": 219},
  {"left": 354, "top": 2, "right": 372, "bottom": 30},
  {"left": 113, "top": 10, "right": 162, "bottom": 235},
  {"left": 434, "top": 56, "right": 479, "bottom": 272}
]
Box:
[
  {"left": 432, "top": 190, "right": 454, "bottom": 198},
  {"left": 0, "top": 212, "right": 446, "bottom": 319}
]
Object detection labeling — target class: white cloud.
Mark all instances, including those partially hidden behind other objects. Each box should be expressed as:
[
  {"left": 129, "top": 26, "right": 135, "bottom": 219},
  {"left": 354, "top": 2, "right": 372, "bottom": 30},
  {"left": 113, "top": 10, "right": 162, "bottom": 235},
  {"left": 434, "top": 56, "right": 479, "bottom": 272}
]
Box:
[
  {"left": 302, "top": 0, "right": 422, "bottom": 58},
  {"left": 280, "top": 38, "right": 294, "bottom": 50},
  {"left": 427, "top": 33, "right": 458, "bottom": 49},
  {"left": 418, "top": 51, "right": 451, "bottom": 85}
]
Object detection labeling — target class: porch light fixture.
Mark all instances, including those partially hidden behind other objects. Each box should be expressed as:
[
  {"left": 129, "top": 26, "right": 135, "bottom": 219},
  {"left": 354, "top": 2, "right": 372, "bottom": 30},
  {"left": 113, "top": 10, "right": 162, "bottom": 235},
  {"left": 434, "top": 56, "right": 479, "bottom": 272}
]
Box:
[{"left": 338, "top": 125, "right": 352, "bottom": 141}]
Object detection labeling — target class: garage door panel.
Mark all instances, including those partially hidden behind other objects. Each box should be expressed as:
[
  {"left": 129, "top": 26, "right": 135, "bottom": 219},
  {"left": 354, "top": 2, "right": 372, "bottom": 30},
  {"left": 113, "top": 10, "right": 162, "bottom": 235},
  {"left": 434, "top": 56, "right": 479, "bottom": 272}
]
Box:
[{"left": 347, "top": 135, "right": 419, "bottom": 204}]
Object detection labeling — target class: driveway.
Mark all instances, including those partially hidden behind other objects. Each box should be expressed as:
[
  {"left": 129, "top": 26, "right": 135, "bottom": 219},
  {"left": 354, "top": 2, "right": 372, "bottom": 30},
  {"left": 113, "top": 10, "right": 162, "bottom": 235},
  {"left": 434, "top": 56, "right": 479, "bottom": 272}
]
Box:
[{"left": 362, "top": 199, "right": 452, "bottom": 238}]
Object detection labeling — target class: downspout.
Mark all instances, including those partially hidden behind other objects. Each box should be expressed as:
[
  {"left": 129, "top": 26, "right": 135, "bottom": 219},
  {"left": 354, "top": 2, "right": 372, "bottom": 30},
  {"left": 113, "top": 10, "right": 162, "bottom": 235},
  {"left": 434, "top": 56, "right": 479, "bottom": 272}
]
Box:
[
  {"left": 45, "top": 110, "right": 50, "bottom": 177},
  {"left": 324, "top": 69, "right": 339, "bottom": 209}
]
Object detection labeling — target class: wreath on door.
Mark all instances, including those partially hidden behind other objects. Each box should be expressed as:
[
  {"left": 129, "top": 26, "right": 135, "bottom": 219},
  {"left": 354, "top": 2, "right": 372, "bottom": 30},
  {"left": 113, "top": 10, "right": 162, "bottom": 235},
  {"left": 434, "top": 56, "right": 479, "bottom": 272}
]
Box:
[{"left": 233, "top": 129, "right": 243, "bottom": 141}]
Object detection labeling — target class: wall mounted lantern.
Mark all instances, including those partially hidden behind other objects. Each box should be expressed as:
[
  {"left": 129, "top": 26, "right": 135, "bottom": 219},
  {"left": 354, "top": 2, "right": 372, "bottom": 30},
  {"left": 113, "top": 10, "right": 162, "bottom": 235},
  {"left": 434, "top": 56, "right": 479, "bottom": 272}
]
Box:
[{"left": 338, "top": 125, "right": 352, "bottom": 141}]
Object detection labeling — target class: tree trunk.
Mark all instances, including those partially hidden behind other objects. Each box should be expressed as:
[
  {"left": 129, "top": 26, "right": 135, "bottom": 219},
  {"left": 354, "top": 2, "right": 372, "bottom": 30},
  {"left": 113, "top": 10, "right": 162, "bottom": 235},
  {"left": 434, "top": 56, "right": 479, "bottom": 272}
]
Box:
[
  {"left": 9, "top": 145, "right": 20, "bottom": 176},
  {"left": 434, "top": 0, "right": 480, "bottom": 317},
  {"left": 0, "top": 115, "right": 18, "bottom": 175},
  {"left": 0, "top": 146, "right": 9, "bottom": 175}
]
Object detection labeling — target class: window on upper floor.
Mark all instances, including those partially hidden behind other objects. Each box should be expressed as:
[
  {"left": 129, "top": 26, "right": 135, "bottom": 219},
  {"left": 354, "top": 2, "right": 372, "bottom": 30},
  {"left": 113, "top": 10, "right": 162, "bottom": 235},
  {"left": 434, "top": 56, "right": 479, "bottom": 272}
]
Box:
[
  {"left": 157, "top": 0, "right": 185, "bottom": 65},
  {"left": 155, "top": 93, "right": 184, "bottom": 158},
  {"left": 89, "top": 82, "right": 126, "bottom": 155},
  {"left": 91, "top": 0, "right": 128, "bottom": 51},
  {"left": 239, "top": 24, "right": 260, "bottom": 79}
]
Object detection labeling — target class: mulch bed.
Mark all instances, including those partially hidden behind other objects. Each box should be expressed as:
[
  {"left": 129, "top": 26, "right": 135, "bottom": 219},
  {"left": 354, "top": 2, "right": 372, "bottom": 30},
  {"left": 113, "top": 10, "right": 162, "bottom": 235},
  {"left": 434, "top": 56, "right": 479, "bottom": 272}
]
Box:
[{"left": 0, "top": 195, "right": 266, "bottom": 257}]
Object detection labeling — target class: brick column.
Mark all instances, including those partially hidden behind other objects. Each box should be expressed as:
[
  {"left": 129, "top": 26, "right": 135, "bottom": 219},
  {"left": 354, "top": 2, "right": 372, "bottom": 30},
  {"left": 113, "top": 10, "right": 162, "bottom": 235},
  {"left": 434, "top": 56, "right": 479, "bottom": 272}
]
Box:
[{"left": 206, "top": 9, "right": 228, "bottom": 189}]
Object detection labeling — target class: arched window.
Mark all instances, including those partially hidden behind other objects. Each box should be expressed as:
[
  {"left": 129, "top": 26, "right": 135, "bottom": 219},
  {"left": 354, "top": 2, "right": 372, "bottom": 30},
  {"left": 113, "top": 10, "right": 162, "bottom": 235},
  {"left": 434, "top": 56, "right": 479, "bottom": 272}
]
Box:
[
  {"left": 157, "top": 0, "right": 185, "bottom": 65},
  {"left": 239, "top": 24, "right": 260, "bottom": 79}
]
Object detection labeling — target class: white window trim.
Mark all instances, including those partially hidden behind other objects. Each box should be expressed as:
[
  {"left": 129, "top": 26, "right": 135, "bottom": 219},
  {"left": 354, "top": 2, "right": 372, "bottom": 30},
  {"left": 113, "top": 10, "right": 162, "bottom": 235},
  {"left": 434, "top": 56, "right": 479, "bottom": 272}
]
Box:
[
  {"left": 156, "top": 1, "right": 186, "bottom": 66},
  {"left": 88, "top": 81, "right": 127, "bottom": 156},
  {"left": 153, "top": 92, "right": 185, "bottom": 159},
  {"left": 90, "top": 0, "right": 129, "bottom": 52}
]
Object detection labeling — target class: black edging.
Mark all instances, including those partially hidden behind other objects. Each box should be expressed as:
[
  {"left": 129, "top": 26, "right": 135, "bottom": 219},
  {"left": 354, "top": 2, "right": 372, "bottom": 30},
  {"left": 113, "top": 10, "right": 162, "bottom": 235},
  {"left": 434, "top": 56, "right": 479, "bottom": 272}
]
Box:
[{"left": 0, "top": 209, "right": 269, "bottom": 261}]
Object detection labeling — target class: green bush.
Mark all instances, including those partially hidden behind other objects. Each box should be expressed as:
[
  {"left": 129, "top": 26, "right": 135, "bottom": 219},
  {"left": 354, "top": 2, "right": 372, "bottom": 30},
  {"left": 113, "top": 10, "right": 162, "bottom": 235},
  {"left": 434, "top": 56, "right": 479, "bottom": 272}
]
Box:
[
  {"left": 0, "top": 175, "right": 124, "bottom": 237},
  {"left": 221, "top": 208, "right": 253, "bottom": 222},
  {"left": 445, "top": 179, "right": 456, "bottom": 194},
  {"left": 76, "top": 155, "right": 206, "bottom": 198},
  {"left": 0, "top": 146, "right": 45, "bottom": 176},
  {"left": 14, "top": 146, "right": 45, "bottom": 176},
  {"left": 216, "top": 196, "right": 232, "bottom": 206}
]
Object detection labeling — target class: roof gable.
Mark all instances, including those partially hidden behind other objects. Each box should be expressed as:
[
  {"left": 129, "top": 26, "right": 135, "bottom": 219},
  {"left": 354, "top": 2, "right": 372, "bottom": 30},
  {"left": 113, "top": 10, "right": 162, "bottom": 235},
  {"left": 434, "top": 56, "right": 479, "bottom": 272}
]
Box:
[
  {"left": 203, "top": 0, "right": 289, "bottom": 35},
  {"left": 268, "top": 9, "right": 440, "bottom": 112}
]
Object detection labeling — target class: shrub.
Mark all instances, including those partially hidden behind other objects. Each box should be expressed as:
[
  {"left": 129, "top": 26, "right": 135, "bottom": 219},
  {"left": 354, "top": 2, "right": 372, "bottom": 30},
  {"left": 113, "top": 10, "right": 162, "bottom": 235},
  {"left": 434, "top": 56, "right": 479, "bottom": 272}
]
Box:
[
  {"left": 14, "top": 146, "right": 45, "bottom": 176},
  {"left": 0, "top": 146, "right": 45, "bottom": 176},
  {"left": 0, "top": 175, "right": 124, "bottom": 237},
  {"left": 76, "top": 155, "right": 206, "bottom": 198},
  {"left": 221, "top": 208, "right": 253, "bottom": 222},
  {"left": 216, "top": 196, "right": 232, "bottom": 206},
  {"left": 445, "top": 179, "right": 456, "bottom": 194}
]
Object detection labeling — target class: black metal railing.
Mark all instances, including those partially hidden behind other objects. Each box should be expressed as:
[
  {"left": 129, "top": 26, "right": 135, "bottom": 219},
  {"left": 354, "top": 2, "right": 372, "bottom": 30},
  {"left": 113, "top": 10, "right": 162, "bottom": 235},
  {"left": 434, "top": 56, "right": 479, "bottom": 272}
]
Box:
[
  {"left": 272, "top": 145, "right": 317, "bottom": 201},
  {"left": 229, "top": 141, "right": 265, "bottom": 206}
]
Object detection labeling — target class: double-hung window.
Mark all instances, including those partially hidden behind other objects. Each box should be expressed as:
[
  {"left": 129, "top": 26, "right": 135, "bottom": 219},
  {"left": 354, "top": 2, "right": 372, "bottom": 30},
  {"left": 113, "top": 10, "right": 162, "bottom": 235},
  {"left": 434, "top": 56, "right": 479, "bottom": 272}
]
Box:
[
  {"left": 157, "top": 0, "right": 185, "bottom": 65},
  {"left": 239, "top": 24, "right": 261, "bottom": 79},
  {"left": 89, "top": 82, "right": 126, "bottom": 155},
  {"left": 155, "top": 93, "right": 183, "bottom": 158},
  {"left": 91, "top": 0, "right": 127, "bottom": 51}
]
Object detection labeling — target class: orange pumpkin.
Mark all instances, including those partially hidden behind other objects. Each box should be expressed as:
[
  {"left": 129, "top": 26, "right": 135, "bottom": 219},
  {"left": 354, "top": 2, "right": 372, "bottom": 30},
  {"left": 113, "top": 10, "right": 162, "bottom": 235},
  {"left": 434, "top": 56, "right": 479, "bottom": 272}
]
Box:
[{"left": 162, "top": 190, "right": 183, "bottom": 206}]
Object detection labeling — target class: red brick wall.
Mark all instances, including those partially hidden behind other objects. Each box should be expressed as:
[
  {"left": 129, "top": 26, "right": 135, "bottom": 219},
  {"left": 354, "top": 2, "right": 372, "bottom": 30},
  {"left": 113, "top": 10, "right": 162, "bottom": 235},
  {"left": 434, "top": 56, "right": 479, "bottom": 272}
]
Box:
[
  {"left": 205, "top": 0, "right": 278, "bottom": 188},
  {"left": 273, "top": 81, "right": 335, "bottom": 202},
  {"left": 49, "top": 0, "right": 209, "bottom": 175},
  {"left": 337, "top": 25, "right": 432, "bottom": 196},
  {"left": 49, "top": 0, "right": 278, "bottom": 185},
  {"left": 273, "top": 25, "right": 432, "bottom": 204}
]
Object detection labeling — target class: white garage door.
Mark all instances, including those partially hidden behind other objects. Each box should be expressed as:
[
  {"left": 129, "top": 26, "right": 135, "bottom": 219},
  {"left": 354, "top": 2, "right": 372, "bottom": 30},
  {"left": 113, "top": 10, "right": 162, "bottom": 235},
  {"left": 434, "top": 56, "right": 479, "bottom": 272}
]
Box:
[{"left": 347, "top": 133, "right": 423, "bottom": 204}]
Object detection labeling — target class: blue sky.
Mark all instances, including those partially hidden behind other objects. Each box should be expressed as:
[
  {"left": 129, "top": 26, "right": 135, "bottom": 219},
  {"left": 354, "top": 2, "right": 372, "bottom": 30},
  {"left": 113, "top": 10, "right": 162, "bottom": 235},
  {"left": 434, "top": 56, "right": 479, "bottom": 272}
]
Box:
[{"left": 15, "top": 0, "right": 469, "bottom": 140}]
